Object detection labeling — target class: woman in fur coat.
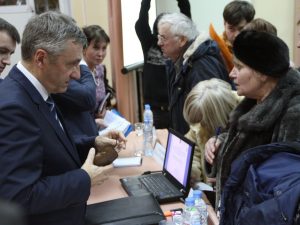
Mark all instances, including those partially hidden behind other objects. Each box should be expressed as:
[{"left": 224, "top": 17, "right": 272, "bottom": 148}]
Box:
[{"left": 204, "top": 30, "right": 300, "bottom": 209}]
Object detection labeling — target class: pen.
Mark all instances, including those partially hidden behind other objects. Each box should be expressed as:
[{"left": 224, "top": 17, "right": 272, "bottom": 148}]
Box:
[
  {"left": 163, "top": 211, "right": 172, "bottom": 217},
  {"left": 214, "top": 127, "right": 222, "bottom": 146}
]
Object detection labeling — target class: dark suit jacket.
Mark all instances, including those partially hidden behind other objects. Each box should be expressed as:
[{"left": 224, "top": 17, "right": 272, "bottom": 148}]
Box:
[
  {"left": 53, "top": 64, "right": 98, "bottom": 162},
  {"left": 0, "top": 66, "right": 91, "bottom": 225}
]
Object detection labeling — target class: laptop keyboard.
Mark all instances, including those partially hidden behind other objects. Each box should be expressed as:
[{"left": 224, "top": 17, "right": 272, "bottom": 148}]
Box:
[{"left": 139, "top": 174, "right": 180, "bottom": 198}]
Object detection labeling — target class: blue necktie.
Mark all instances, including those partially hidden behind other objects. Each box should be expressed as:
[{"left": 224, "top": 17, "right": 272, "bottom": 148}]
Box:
[
  {"left": 46, "top": 96, "right": 64, "bottom": 131},
  {"left": 46, "top": 96, "right": 58, "bottom": 121}
]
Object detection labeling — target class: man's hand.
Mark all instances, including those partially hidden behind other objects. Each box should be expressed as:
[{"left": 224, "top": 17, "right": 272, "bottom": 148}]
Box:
[
  {"left": 95, "top": 130, "right": 127, "bottom": 151},
  {"left": 81, "top": 148, "right": 113, "bottom": 186},
  {"left": 204, "top": 137, "right": 221, "bottom": 165},
  {"left": 104, "top": 130, "right": 126, "bottom": 142},
  {"left": 95, "top": 118, "right": 107, "bottom": 130}
]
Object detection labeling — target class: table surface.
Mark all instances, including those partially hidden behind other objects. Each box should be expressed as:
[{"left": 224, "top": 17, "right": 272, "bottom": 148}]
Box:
[{"left": 87, "top": 129, "right": 219, "bottom": 225}]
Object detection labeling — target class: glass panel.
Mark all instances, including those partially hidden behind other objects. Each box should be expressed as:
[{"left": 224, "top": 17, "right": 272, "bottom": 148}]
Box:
[
  {"left": 0, "top": 0, "right": 29, "bottom": 13},
  {"left": 34, "top": 0, "right": 59, "bottom": 14},
  {"left": 0, "top": 0, "right": 26, "bottom": 6}
]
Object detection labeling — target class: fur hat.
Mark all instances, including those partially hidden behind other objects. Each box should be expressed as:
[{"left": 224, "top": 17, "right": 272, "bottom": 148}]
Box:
[{"left": 233, "top": 30, "right": 290, "bottom": 77}]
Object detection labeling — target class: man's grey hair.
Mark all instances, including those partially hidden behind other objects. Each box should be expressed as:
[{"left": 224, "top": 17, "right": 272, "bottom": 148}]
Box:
[
  {"left": 158, "top": 12, "right": 199, "bottom": 41},
  {"left": 21, "top": 11, "right": 87, "bottom": 61}
]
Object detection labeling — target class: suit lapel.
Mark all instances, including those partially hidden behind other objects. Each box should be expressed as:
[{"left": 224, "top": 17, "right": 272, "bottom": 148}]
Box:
[
  {"left": 40, "top": 100, "right": 82, "bottom": 166},
  {"left": 9, "top": 66, "right": 82, "bottom": 166}
]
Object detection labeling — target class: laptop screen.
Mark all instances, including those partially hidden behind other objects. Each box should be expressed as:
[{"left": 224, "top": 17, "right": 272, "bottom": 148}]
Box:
[{"left": 163, "top": 129, "right": 194, "bottom": 188}]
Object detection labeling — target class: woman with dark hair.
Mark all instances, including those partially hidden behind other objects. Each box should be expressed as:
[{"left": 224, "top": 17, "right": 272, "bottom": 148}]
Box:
[
  {"left": 243, "top": 18, "right": 277, "bottom": 35},
  {"left": 82, "top": 25, "right": 115, "bottom": 113}
]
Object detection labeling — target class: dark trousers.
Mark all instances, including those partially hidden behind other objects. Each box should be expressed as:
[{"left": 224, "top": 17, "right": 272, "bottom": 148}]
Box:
[{"left": 152, "top": 109, "right": 170, "bottom": 129}]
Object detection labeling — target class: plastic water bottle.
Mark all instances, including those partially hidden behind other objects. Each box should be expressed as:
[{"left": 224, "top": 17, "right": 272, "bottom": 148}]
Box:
[
  {"left": 193, "top": 190, "right": 208, "bottom": 225},
  {"left": 172, "top": 210, "right": 183, "bottom": 225},
  {"left": 143, "top": 104, "right": 154, "bottom": 156},
  {"left": 183, "top": 197, "right": 200, "bottom": 225}
]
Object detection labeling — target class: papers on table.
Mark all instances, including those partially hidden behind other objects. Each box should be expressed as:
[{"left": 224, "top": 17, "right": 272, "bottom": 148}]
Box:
[
  {"left": 99, "top": 110, "right": 131, "bottom": 136},
  {"left": 113, "top": 157, "right": 142, "bottom": 167},
  {"left": 152, "top": 142, "right": 165, "bottom": 166}
]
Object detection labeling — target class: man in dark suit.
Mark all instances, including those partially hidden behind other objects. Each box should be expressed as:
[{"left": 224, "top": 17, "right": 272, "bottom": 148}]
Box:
[
  {"left": 0, "top": 12, "right": 126, "bottom": 225},
  {"left": 0, "top": 18, "right": 20, "bottom": 80}
]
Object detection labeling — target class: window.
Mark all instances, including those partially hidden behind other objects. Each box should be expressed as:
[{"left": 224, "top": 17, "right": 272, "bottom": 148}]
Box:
[
  {"left": 0, "top": 0, "right": 30, "bottom": 13},
  {"left": 121, "top": 0, "right": 156, "bottom": 68}
]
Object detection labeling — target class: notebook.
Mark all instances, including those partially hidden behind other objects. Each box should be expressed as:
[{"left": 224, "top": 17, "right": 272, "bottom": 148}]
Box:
[{"left": 120, "top": 128, "right": 195, "bottom": 203}]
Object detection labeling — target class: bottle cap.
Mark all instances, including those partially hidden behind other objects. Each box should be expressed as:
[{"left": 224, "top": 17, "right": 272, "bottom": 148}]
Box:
[
  {"left": 185, "top": 197, "right": 195, "bottom": 206},
  {"left": 193, "top": 190, "right": 202, "bottom": 198},
  {"left": 145, "top": 104, "right": 150, "bottom": 110}
]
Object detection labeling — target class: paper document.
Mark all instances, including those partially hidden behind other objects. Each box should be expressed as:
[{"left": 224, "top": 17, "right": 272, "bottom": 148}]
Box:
[
  {"left": 152, "top": 142, "right": 165, "bottom": 166},
  {"left": 99, "top": 110, "right": 131, "bottom": 136},
  {"left": 113, "top": 157, "right": 142, "bottom": 167},
  {"left": 195, "top": 182, "right": 214, "bottom": 191}
]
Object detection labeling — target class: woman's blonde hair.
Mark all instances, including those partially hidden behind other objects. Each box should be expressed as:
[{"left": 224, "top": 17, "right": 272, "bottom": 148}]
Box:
[{"left": 183, "top": 78, "right": 239, "bottom": 144}]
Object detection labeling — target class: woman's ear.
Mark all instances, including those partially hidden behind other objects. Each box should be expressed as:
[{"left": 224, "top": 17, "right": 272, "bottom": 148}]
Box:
[{"left": 256, "top": 71, "right": 269, "bottom": 83}]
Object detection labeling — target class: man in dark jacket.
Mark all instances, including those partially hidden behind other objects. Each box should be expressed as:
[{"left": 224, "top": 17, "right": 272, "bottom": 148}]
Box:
[
  {"left": 135, "top": 0, "right": 191, "bottom": 129},
  {"left": 157, "top": 12, "right": 230, "bottom": 134},
  {"left": 0, "top": 12, "right": 125, "bottom": 225}
]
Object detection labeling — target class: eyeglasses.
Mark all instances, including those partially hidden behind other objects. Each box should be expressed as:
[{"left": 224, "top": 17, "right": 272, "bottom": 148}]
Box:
[
  {"left": 157, "top": 34, "right": 168, "bottom": 43},
  {"left": 157, "top": 34, "right": 178, "bottom": 43}
]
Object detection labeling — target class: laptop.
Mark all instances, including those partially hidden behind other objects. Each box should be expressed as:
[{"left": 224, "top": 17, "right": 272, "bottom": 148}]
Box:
[{"left": 120, "top": 128, "right": 195, "bottom": 203}]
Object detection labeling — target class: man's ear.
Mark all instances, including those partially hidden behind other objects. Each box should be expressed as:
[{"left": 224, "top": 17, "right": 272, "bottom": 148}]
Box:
[
  {"left": 35, "top": 49, "right": 47, "bottom": 68},
  {"left": 178, "top": 36, "right": 188, "bottom": 48}
]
